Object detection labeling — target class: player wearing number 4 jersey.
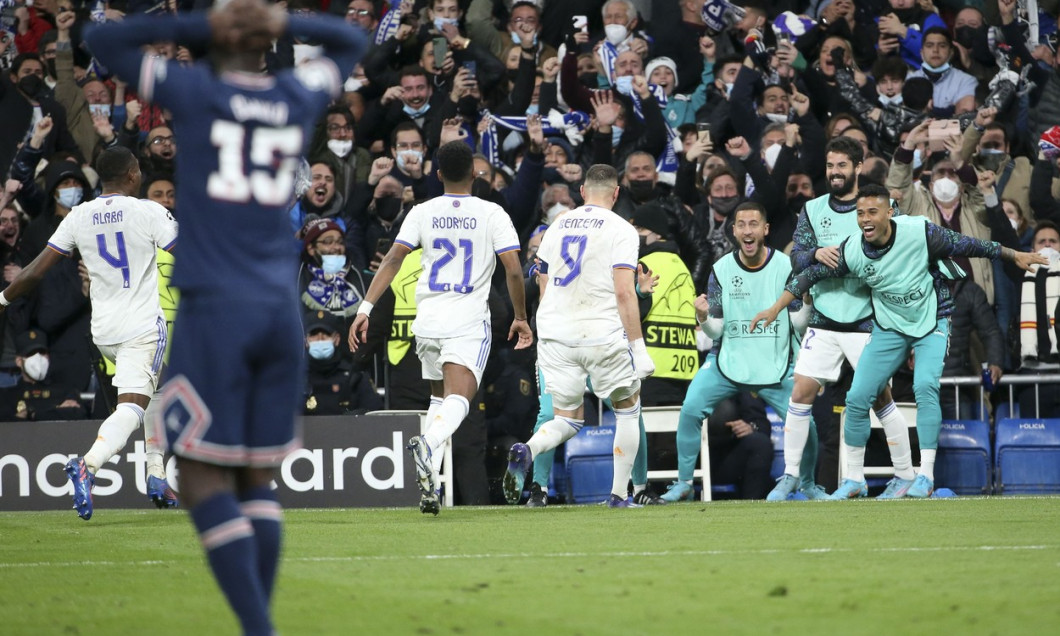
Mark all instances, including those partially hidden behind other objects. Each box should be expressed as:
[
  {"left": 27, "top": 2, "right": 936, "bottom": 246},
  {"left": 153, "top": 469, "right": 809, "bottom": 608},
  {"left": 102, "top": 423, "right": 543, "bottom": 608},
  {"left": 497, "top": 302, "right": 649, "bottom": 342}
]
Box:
[
  {"left": 85, "top": 2, "right": 366, "bottom": 633},
  {"left": 0, "top": 147, "right": 178, "bottom": 519},
  {"left": 503, "top": 164, "right": 656, "bottom": 508},
  {"left": 351, "top": 140, "right": 533, "bottom": 516}
]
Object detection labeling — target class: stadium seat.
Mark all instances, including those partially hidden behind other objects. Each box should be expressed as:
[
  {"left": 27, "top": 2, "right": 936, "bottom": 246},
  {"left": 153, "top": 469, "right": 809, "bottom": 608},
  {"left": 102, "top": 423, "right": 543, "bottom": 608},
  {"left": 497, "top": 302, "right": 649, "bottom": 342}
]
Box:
[
  {"left": 936, "top": 419, "right": 992, "bottom": 495},
  {"left": 765, "top": 407, "right": 784, "bottom": 480},
  {"left": 641, "top": 406, "right": 729, "bottom": 501},
  {"left": 366, "top": 410, "right": 454, "bottom": 507},
  {"left": 995, "top": 401, "right": 1019, "bottom": 422},
  {"left": 994, "top": 418, "right": 1060, "bottom": 495},
  {"left": 564, "top": 424, "right": 616, "bottom": 503}
]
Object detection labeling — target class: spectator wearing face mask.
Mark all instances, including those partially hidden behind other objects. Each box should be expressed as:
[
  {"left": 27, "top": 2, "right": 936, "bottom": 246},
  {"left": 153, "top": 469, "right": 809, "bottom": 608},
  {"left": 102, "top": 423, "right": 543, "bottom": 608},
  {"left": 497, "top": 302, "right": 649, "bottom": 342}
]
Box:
[
  {"left": 299, "top": 218, "right": 368, "bottom": 325},
  {"left": 959, "top": 106, "right": 1031, "bottom": 219},
  {"left": 301, "top": 309, "right": 382, "bottom": 415},
  {"left": 361, "top": 174, "right": 408, "bottom": 275},
  {"left": 308, "top": 105, "right": 372, "bottom": 203},
  {"left": 288, "top": 158, "right": 362, "bottom": 256},
  {"left": 0, "top": 53, "right": 82, "bottom": 186},
  {"left": 887, "top": 118, "right": 996, "bottom": 304},
  {"left": 906, "top": 27, "right": 976, "bottom": 118},
  {"left": 874, "top": 0, "right": 946, "bottom": 70},
  {"left": 0, "top": 328, "right": 86, "bottom": 421},
  {"left": 465, "top": 0, "right": 557, "bottom": 70}
]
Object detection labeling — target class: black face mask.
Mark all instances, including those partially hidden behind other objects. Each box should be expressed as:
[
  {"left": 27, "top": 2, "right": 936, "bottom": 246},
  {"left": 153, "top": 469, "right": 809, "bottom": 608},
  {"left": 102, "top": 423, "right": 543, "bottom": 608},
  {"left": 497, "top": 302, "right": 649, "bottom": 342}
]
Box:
[
  {"left": 471, "top": 177, "right": 493, "bottom": 199},
  {"left": 373, "top": 197, "right": 402, "bottom": 222},
  {"left": 711, "top": 195, "right": 741, "bottom": 216},
  {"left": 628, "top": 179, "right": 655, "bottom": 202},
  {"left": 17, "top": 74, "right": 44, "bottom": 99},
  {"left": 788, "top": 193, "right": 811, "bottom": 214},
  {"left": 638, "top": 235, "right": 650, "bottom": 251},
  {"left": 579, "top": 72, "right": 598, "bottom": 88}
]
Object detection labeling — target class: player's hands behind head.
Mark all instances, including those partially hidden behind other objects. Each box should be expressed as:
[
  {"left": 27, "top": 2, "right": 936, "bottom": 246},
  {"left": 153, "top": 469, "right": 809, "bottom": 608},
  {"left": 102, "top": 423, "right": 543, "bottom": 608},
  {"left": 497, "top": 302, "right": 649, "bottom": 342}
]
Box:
[{"left": 210, "top": 0, "right": 287, "bottom": 54}]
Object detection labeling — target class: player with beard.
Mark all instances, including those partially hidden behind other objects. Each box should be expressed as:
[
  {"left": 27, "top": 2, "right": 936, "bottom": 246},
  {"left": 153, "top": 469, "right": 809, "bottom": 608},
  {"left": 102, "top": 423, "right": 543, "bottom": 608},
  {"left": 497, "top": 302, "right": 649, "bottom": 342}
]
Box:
[{"left": 766, "top": 137, "right": 916, "bottom": 501}]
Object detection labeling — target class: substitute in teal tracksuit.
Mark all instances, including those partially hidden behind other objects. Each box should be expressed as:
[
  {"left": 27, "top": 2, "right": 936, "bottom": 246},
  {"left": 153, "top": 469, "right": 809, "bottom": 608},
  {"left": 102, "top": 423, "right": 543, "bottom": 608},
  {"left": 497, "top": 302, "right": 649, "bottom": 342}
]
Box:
[
  {"left": 661, "top": 202, "right": 821, "bottom": 502},
  {"left": 762, "top": 185, "right": 1045, "bottom": 499}
]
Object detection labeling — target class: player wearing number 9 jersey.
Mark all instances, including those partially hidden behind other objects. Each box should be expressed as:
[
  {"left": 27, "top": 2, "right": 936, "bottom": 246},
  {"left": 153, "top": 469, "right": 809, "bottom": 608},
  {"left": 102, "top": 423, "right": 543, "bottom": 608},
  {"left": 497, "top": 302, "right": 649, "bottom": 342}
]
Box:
[
  {"left": 84, "top": 3, "right": 366, "bottom": 633},
  {"left": 502, "top": 165, "right": 656, "bottom": 508},
  {"left": 350, "top": 141, "right": 533, "bottom": 516}
]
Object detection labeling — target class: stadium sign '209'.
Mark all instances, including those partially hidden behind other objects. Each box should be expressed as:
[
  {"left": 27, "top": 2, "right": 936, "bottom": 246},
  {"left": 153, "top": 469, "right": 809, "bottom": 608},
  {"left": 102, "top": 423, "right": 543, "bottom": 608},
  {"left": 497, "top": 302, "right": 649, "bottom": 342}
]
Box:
[{"left": 0, "top": 415, "right": 421, "bottom": 511}]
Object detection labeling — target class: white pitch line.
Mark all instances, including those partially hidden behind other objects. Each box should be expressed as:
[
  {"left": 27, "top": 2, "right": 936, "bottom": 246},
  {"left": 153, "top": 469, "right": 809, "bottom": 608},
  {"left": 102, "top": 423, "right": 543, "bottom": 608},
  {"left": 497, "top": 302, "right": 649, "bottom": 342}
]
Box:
[{"left": 0, "top": 545, "right": 1055, "bottom": 569}]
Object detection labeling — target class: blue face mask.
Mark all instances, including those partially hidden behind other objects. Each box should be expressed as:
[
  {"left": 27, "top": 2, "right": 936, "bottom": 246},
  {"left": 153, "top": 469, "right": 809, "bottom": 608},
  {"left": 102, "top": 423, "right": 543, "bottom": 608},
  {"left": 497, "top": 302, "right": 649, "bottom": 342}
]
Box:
[
  {"left": 433, "top": 17, "right": 458, "bottom": 32},
  {"left": 614, "top": 75, "right": 634, "bottom": 95},
  {"left": 321, "top": 254, "right": 345, "bottom": 275},
  {"left": 396, "top": 150, "right": 424, "bottom": 172},
  {"left": 308, "top": 339, "right": 336, "bottom": 360},
  {"left": 525, "top": 103, "right": 539, "bottom": 115},
  {"left": 922, "top": 61, "right": 951, "bottom": 75},
  {"left": 402, "top": 102, "right": 430, "bottom": 118},
  {"left": 510, "top": 30, "right": 537, "bottom": 47},
  {"left": 611, "top": 125, "right": 623, "bottom": 147},
  {"left": 56, "top": 186, "right": 83, "bottom": 209}
]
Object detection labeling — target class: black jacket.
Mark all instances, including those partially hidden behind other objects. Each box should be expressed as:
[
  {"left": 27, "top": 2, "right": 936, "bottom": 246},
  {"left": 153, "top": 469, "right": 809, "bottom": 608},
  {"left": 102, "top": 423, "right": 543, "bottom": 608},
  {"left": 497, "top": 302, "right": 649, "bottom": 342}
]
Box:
[{"left": 944, "top": 279, "right": 1004, "bottom": 377}]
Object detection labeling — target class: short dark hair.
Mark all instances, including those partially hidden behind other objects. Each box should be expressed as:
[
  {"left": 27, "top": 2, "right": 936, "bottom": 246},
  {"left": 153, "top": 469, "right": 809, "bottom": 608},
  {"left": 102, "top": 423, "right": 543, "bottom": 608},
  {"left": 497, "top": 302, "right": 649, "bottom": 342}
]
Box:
[
  {"left": 983, "top": 122, "right": 1008, "bottom": 144},
  {"left": 734, "top": 201, "right": 767, "bottom": 220},
  {"left": 826, "top": 136, "right": 864, "bottom": 166},
  {"left": 584, "top": 164, "right": 619, "bottom": 191},
  {"left": 10, "top": 53, "right": 42, "bottom": 76},
  {"left": 902, "top": 77, "right": 933, "bottom": 111},
  {"left": 324, "top": 104, "right": 355, "bottom": 127},
  {"left": 705, "top": 167, "right": 738, "bottom": 193},
  {"left": 1033, "top": 220, "right": 1060, "bottom": 243},
  {"left": 141, "top": 172, "right": 175, "bottom": 197},
  {"left": 857, "top": 183, "right": 891, "bottom": 203},
  {"left": 872, "top": 55, "right": 908, "bottom": 83},
  {"left": 389, "top": 121, "right": 424, "bottom": 151},
  {"left": 398, "top": 65, "right": 430, "bottom": 82},
  {"left": 714, "top": 54, "right": 744, "bottom": 75},
  {"left": 95, "top": 147, "right": 139, "bottom": 185},
  {"left": 437, "top": 140, "right": 473, "bottom": 183},
  {"left": 922, "top": 27, "right": 953, "bottom": 47}
]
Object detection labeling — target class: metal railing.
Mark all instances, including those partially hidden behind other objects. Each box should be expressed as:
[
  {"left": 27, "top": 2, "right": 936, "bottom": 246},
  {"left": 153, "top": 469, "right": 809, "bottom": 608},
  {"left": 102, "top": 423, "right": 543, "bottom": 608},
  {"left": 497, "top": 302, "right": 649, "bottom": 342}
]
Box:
[{"left": 940, "top": 373, "right": 1060, "bottom": 419}]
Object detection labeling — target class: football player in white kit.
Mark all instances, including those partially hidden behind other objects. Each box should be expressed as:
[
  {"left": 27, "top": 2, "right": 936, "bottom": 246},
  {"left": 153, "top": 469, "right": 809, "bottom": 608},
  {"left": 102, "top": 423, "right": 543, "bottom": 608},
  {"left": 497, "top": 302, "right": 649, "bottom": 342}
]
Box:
[
  {"left": 503, "top": 164, "right": 656, "bottom": 508},
  {"left": 350, "top": 140, "right": 533, "bottom": 515},
  {"left": 0, "top": 147, "right": 179, "bottom": 520}
]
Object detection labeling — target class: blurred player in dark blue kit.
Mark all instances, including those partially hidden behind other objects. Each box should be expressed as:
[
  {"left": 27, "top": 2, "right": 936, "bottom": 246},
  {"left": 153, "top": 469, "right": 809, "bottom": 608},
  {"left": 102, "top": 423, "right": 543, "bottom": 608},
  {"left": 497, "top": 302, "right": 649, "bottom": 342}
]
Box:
[{"left": 84, "top": 1, "right": 366, "bottom": 633}]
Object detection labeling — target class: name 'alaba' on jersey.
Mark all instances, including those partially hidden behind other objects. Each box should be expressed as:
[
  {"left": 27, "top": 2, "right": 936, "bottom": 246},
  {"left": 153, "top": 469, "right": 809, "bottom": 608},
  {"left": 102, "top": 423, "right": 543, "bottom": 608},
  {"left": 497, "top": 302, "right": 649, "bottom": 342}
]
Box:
[
  {"left": 47, "top": 194, "right": 177, "bottom": 345},
  {"left": 535, "top": 205, "right": 639, "bottom": 346},
  {"left": 394, "top": 194, "right": 520, "bottom": 339}
]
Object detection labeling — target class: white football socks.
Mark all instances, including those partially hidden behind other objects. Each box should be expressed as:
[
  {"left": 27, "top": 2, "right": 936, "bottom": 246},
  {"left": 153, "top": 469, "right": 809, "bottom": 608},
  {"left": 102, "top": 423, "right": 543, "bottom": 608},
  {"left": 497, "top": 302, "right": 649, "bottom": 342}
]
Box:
[
  {"left": 919, "top": 449, "right": 936, "bottom": 482},
  {"left": 84, "top": 402, "right": 144, "bottom": 474},
  {"left": 845, "top": 445, "right": 866, "bottom": 483},
  {"left": 875, "top": 401, "right": 915, "bottom": 480},
  {"left": 611, "top": 400, "right": 641, "bottom": 498},
  {"left": 783, "top": 402, "right": 813, "bottom": 477},
  {"left": 425, "top": 395, "right": 467, "bottom": 474},
  {"left": 527, "top": 417, "right": 582, "bottom": 458},
  {"left": 143, "top": 394, "right": 166, "bottom": 479}
]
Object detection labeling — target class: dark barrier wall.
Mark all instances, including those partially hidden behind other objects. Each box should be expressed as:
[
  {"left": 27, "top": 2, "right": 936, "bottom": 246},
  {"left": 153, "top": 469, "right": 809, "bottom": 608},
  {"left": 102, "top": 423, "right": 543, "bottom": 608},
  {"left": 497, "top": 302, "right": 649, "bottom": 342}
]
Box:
[{"left": 0, "top": 415, "right": 421, "bottom": 511}]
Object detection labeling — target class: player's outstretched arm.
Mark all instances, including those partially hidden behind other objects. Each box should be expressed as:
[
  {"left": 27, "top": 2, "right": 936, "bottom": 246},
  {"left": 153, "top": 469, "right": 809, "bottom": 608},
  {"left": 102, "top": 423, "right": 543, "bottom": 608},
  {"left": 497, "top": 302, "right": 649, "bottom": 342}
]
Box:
[
  {"left": 1008, "top": 248, "right": 1050, "bottom": 272},
  {"left": 499, "top": 250, "right": 533, "bottom": 350},
  {"left": 0, "top": 248, "right": 65, "bottom": 312},
  {"left": 349, "top": 243, "right": 411, "bottom": 351},
  {"left": 751, "top": 289, "right": 798, "bottom": 332}
]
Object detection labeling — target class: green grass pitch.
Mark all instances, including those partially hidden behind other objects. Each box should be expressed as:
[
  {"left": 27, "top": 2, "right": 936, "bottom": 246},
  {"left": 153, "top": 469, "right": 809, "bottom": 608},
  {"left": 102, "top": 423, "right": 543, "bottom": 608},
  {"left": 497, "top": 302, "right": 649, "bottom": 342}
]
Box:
[{"left": 2, "top": 498, "right": 1059, "bottom": 635}]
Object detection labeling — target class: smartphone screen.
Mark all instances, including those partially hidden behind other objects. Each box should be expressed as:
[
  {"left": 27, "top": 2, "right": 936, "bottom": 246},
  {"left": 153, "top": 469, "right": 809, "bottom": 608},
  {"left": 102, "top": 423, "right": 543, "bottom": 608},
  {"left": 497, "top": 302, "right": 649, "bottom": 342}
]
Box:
[
  {"left": 433, "top": 37, "right": 447, "bottom": 67},
  {"left": 697, "top": 122, "right": 711, "bottom": 143}
]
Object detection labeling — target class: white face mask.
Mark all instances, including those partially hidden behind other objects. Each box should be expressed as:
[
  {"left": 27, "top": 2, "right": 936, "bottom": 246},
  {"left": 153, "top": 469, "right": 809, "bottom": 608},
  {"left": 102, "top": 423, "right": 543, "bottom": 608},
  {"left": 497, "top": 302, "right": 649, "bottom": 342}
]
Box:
[
  {"left": 1039, "top": 247, "right": 1060, "bottom": 265},
  {"left": 878, "top": 94, "right": 903, "bottom": 107},
  {"left": 545, "top": 202, "right": 569, "bottom": 224},
  {"left": 764, "top": 112, "right": 788, "bottom": 124},
  {"left": 344, "top": 77, "right": 364, "bottom": 92},
  {"left": 321, "top": 254, "right": 346, "bottom": 275},
  {"left": 763, "top": 143, "right": 783, "bottom": 170},
  {"left": 604, "top": 24, "right": 628, "bottom": 45},
  {"left": 327, "top": 139, "right": 353, "bottom": 158},
  {"left": 614, "top": 75, "right": 634, "bottom": 95},
  {"left": 932, "top": 177, "right": 960, "bottom": 204},
  {"left": 1009, "top": 217, "right": 1019, "bottom": 231},
  {"left": 23, "top": 353, "right": 49, "bottom": 382}
]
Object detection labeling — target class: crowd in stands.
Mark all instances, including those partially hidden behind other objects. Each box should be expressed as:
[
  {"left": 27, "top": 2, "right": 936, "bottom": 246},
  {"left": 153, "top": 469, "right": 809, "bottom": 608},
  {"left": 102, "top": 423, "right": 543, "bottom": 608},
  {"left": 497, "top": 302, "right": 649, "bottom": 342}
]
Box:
[{"left": 1, "top": 0, "right": 1060, "bottom": 502}]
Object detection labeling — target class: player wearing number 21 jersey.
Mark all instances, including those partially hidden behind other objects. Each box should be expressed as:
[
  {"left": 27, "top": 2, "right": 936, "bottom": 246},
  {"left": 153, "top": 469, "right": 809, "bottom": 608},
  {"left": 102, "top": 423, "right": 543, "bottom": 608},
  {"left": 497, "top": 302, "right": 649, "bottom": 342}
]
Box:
[{"left": 351, "top": 141, "right": 532, "bottom": 516}]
